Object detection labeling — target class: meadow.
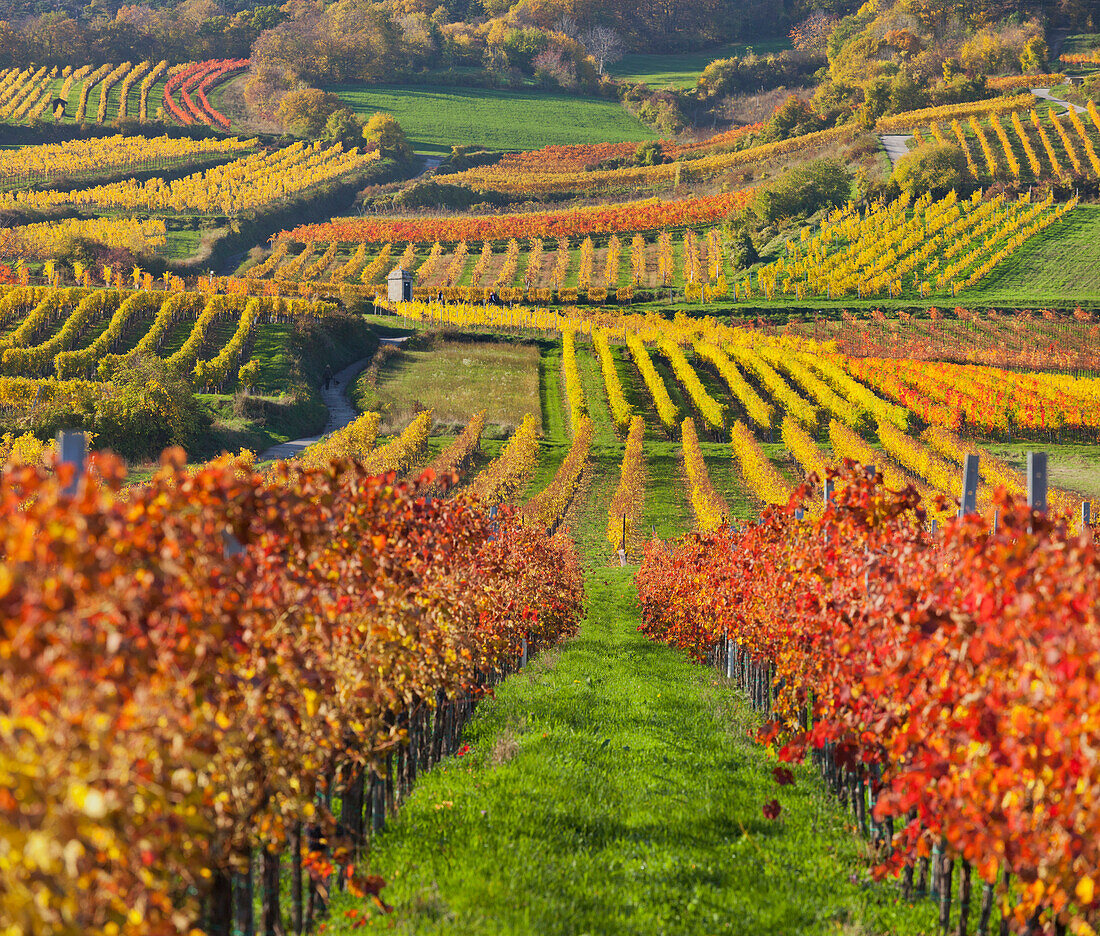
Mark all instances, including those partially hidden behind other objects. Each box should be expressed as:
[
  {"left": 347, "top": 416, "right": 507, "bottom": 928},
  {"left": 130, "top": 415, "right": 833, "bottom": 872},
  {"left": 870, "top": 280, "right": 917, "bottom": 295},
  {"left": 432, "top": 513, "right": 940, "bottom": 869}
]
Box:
[
  {"left": 607, "top": 39, "right": 790, "bottom": 89},
  {"left": 353, "top": 336, "right": 541, "bottom": 436},
  {"left": 964, "top": 205, "right": 1100, "bottom": 304},
  {"left": 328, "top": 84, "right": 658, "bottom": 154}
]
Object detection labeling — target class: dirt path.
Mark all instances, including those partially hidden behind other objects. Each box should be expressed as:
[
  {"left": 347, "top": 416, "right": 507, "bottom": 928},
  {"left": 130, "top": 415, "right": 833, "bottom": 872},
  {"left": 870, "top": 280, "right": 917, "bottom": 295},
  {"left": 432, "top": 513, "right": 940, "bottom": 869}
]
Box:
[
  {"left": 258, "top": 334, "right": 409, "bottom": 462},
  {"left": 1032, "top": 87, "right": 1086, "bottom": 114},
  {"left": 880, "top": 133, "right": 914, "bottom": 167}
]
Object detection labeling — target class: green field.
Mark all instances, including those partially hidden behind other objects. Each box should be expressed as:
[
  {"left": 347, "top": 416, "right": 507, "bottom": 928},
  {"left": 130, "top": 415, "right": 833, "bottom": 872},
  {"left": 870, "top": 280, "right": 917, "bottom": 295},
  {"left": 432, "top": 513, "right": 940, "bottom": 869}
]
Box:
[
  {"left": 328, "top": 84, "right": 658, "bottom": 154},
  {"left": 607, "top": 39, "right": 790, "bottom": 89},
  {"left": 963, "top": 206, "right": 1100, "bottom": 304},
  {"left": 355, "top": 337, "right": 541, "bottom": 436},
  {"left": 1060, "top": 33, "right": 1100, "bottom": 57}
]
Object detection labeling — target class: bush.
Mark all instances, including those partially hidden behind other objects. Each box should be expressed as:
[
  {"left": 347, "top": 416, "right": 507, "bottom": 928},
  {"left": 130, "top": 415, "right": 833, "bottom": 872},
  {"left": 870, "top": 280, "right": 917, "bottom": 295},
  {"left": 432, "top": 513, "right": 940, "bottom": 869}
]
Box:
[
  {"left": 18, "top": 356, "right": 210, "bottom": 462},
  {"left": 323, "top": 107, "right": 364, "bottom": 147},
  {"left": 752, "top": 158, "right": 852, "bottom": 224},
  {"left": 621, "top": 85, "right": 687, "bottom": 135},
  {"left": 276, "top": 88, "right": 342, "bottom": 137},
  {"left": 389, "top": 178, "right": 509, "bottom": 211},
  {"left": 633, "top": 141, "right": 665, "bottom": 166},
  {"left": 502, "top": 27, "right": 549, "bottom": 73},
  {"left": 726, "top": 226, "right": 758, "bottom": 270},
  {"left": 763, "top": 94, "right": 825, "bottom": 141},
  {"left": 436, "top": 145, "right": 499, "bottom": 174},
  {"left": 892, "top": 142, "right": 967, "bottom": 198},
  {"left": 697, "top": 51, "right": 824, "bottom": 98},
  {"left": 362, "top": 112, "right": 413, "bottom": 165}
]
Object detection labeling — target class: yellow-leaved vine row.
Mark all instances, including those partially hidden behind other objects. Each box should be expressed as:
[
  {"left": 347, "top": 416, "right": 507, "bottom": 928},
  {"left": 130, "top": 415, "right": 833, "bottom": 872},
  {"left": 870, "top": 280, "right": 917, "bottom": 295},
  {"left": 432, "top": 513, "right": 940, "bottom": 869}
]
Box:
[
  {"left": 626, "top": 333, "right": 677, "bottom": 429},
  {"left": 593, "top": 327, "right": 631, "bottom": 429},
  {"left": 658, "top": 338, "right": 724, "bottom": 429},
  {"left": 420, "top": 411, "right": 487, "bottom": 492},
  {"left": 358, "top": 410, "right": 434, "bottom": 478},
  {"left": 466, "top": 413, "right": 541, "bottom": 505},
  {"left": 781, "top": 415, "right": 830, "bottom": 481},
  {"left": 730, "top": 420, "right": 792, "bottom": 507},
  {"left": 607, "top": 415, "right": 645, "bottom": 549},
  {"left": 300, "top": 411, "right": 381, "bottom": 469},
  {"left": 523, "top": 417, "right": 592, "bottom": 530},
  {"left": 681, "top": 416, "right": 727, "bottom": 532},
  {"left": 561, "top": 328, "right": 586, "bottom": 436},
  {"left": 693, "top": 340, "right": 772, "bottom": 429}
]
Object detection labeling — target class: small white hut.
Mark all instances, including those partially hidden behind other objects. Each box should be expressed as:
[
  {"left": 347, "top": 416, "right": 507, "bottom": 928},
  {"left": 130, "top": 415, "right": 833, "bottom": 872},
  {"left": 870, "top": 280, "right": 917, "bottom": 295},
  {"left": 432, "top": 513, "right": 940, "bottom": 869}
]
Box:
[{"left": 387, "top": 267, "right": 413, "bottom": 302}]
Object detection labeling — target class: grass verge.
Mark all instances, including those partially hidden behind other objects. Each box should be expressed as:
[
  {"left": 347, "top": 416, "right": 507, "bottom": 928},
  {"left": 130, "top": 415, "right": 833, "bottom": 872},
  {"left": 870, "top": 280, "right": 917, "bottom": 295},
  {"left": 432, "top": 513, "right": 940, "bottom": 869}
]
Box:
[
  {"left": 325, "top": 570, "right": 939, "bottom": 936},
  {"left": 607, "top": 38, "right": 790, "bottom": 89}
]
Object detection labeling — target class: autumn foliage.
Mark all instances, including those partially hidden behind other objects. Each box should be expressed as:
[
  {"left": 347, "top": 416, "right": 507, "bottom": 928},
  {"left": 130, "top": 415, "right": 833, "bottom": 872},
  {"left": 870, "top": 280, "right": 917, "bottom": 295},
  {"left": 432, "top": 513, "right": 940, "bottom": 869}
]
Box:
[
  {"left": 637, "top": 465, "right": 1100, "bottom": 934},
  {"left": 0, "top": 448, "right": 583, "bottom": 935},
  {"left": 164, "top": 59, "right": 249, "bottom": 130},
  {"left": 281, "top": 191, "right": 750, "bottom": 245}
]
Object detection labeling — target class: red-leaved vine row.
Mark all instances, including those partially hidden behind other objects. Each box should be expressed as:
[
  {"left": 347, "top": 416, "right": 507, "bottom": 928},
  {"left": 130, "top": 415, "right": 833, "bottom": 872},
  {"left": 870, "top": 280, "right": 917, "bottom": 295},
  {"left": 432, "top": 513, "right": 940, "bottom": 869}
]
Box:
[
  {"left": 164, "top": 59, "right": 247, "bottom": 130},
  {"left": 636, "top": 465, "right": 1100, "bottom": 936},
  {"left": 1, "top": 449, "right": 584, "bottom": 936}
]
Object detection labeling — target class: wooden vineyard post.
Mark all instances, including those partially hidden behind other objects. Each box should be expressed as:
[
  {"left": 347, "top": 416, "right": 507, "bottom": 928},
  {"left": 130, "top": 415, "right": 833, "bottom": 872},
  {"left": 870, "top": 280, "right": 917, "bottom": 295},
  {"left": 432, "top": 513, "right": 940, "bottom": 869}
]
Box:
[
  {"left": 1083, "top": 500, "right": 1091, "bottom": 531},
  {"left": 1027, "top": 451, "right": 1048, "bottom": 513},
  {"left": 57, "top": 429, "right": 85, "bottom": 496},
  {"left": 206, "top": 871, "right": 233, "bottom": 936},
  {"left": 261, "top": 848, "right": 281, "bottom": 936},
  {"left": 823, "top": 479, "right": 833, "bottom": 507},
  {"left": 999, "top": 872, "right": 1012, "bottom": 936},
  {"left": 960, "top": 454, "right": 980, "bottom": 516},
  {"left": 371, "top": 768, "right": 385, "bottom": 834},
  {"left": 233, "top": 854, "right": 254, "bottom": 936},
  {"left": 290, "top": 822, "right": 304, "bottom": 935},
  {"left": 938, "top": 851, "right": 954, "bottom": 935},
  {"left": 521, "top": 636, "right": 529, "bottom": 668},
  {"left": 618, "top": 514, "right": 627, "bottom": 567},
  {"left": 957, "top": 861, "right": 972, "bottom": 936},
  {"left": 977, "top": 879, "right": 995, "bottom": 935}
]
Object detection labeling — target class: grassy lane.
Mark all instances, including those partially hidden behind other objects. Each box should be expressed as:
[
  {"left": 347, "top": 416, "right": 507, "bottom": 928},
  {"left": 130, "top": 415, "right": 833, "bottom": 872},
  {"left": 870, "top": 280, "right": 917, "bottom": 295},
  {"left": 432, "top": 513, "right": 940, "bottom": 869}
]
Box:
[
  {"left": 570, "top": 343, "right": 626, "bottom": 563},
  {"left": 606, "top": 38, "right": 790, "bottom": 89},
  {"left": 321, "top": 324, "right": 938, "bottom": 935},
  {"left": 331, "top": 570, "right": 937, "bottom": 936},
  {"left": 616, "top": 347, "right": 694, "bottom": 541},
  {"left": 527, "top": 341, "right": 570, "bottom": 502}
]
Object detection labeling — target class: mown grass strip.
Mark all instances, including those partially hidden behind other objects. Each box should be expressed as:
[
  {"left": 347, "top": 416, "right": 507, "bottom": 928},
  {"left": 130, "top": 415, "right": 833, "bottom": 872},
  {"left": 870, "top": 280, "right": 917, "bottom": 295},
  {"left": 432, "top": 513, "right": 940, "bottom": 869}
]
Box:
[{"left": 332, "top": 568, "right": 938, "bottom": 936}]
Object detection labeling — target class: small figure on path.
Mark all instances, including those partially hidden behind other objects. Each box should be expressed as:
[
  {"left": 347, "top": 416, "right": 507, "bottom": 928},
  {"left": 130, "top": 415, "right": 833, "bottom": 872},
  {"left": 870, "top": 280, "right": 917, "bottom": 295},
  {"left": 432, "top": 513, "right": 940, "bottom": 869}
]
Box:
[{"left": 322, "top": 364, "right": 333, "bottom": 391}]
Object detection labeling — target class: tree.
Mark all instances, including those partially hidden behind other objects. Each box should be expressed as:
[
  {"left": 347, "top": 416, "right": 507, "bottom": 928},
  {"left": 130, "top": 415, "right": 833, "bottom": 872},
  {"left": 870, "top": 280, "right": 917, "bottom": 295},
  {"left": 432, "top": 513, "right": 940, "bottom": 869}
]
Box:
[
  {"left": 892, "top": 142, "right": 967, "bottom": 198},
  {"left": 581, "top": 25, "right": 624, "bottom": 76},
  {"left": 725, "top": 226, "right": 758, "bottom": 270},
  {"left": 502, "top": 27, "right": 550, "bottom": 72},
  {"left": 789, "top": 12, "right": 839, "bottom": 54},
  {"left": 363, "top": 112, "right": 413, "bottom": 165},
  {"left": 633, "top": 141, "right": 665, "bottom": 166},
  {"left": 324, "top": 107, "right": 364, "bottom": 147},
  {"left": 752, "top": 159, "right": 853, "bottom": 224},
  {"left": 765, "top": 95, "right": 824, "bottom": 141},
  {"left": 275, "top": 88, "right": 342, "bottom": 137}
]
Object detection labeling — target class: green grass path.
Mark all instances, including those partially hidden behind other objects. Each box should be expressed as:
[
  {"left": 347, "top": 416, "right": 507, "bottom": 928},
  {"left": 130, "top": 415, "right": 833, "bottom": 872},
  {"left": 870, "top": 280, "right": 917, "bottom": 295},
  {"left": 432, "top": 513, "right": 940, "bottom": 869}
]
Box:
[
  {"left": 322, "top": 322, "right": 938, "bottom": 934},
  {"left": 331, "top": 570, "right": 935, "bottom": 935}
]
